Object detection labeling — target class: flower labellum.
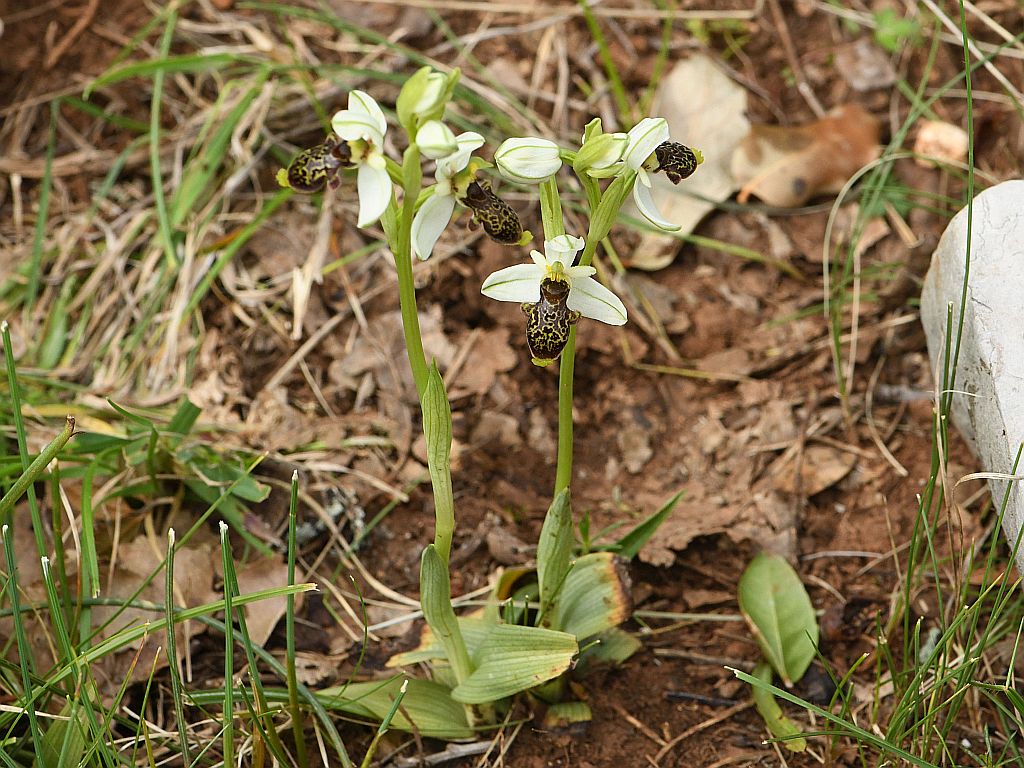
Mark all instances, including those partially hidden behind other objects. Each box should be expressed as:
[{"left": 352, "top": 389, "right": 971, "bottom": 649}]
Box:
[
  {"left": 481, "top": 234, "right": 627, "bottom": 366},
  {"left": 494, "top": 137, "right": 563, "bottom": 183},
  {"left": 463, "top": 180, "right": 526, "bottom": 246},
  {"left": 653, "top": 142, "right": 704, "bottom": 184},
  {"left": 522, "top": 278, "right": 579, "bottom": 366},
  {"left": 279, "top": 135, "right": 353, "bottom": 193},
  {"left": 331, "top": 90, "right": 393, "bottom": 227}
]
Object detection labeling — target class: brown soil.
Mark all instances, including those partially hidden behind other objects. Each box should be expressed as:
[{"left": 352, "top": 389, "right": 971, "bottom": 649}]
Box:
[{"left": 3, "top": 1, "right": 1024, "bottom": 767}]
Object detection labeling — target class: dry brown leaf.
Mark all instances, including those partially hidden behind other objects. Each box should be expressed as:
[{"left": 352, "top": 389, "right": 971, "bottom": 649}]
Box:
[
  {"left": 449, "top": 327, "right": 518, "bottom": 397},
  {"left": 731, "top": 104, "right": 881, "bottom": 208},
  {"left": 772, "top": 444, "right": 857, "bottom": 495},
  {"left": 234, "top": 555, "right": 290, "bottom": 646}
]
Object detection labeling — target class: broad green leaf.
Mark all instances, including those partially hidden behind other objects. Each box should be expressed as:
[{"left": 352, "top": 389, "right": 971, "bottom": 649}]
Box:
[
  {"left": 422, "top": 364, "right": 455, "bottom": 562},
  {"left": 452, "top": 624, "right": 577, "bottom": 704},
  {"left": 37, "top": 699, "right": 87, "bottom": 768},
  {"left": 578, "top": 627, "right": 641, "bottom": 669},
  {"left": 542, "top": 700, "right": 593, "bottom": 729},
  {"left": 737, "top": 553, "right": 818, "bottom": 685},
  {"left": 612, "top": 490, "right": 683, "bottom": 560},
  {"left": 537, "top": 489, "right": 572, "bottom": 627},
  {"left": 318, "top": 677, "right": 472, "bottom": 740},
  {"left": 386, "top": 614, "right": 496, "bottom": 667},
  {"left": 750, "top": 661, "right": 807, "bottom": 752},
  {"left": 552, "top": 552, "right": 632, "bottom": 641},
  {"left": 420, "top": 545, "right": 473, "bottom": 682},
  {"left": 167, "top": 397, "right": 202, "bottom": 436}
]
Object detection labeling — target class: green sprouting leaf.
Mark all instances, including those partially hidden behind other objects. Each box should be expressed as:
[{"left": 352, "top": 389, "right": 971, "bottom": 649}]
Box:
[
  {"left": 422, "top": 364, "right": 455, "bottom": 562},
  {"left": 37, "top": 698, "right": 88, "bottom": 768},
  {"left": 737, "top": 553, "right": 818, "bottom": 685},
  {"left": 537, "top": 489, "right": 572, "bottom": 627},
  {"left": 317, "top": 677, "right": 472, "bottom": 740},
  {"left": 420, "top": 545, "right": 473, "bottom": 683},
  {"left": 167, "top": 397, "right": 202, "bottom": 436},
  {"left": 552, "top": 552, "right": 632, "bottom": 641},
  {"left": 750, "top": 661, "right": 807, "bottom": 752},
  {"left": 577, "top": 627, "right": 642, "bottom": 670},
  {"left": 612, "top": 490, "right": 683, "bottom": 560},
  {"left": 451, "top": 624, "right": 577, "bottom": 704},
  {"left": 386, "top": 614, "right": 497, "bottom": 668},
  {"left": 542, "top": 700, "right": 593, "bottom": 729}
]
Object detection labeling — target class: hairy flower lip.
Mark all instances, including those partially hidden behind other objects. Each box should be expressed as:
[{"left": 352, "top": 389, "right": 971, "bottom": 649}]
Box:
[{"left": 480, "top": 235, "right": 627, "bottom": 326}]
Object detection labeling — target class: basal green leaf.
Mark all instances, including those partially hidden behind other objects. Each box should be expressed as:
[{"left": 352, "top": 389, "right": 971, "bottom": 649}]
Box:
[
  {"left": 737, "top": 553, "right": 818, "bottom": 685},
  {"left": 420, "top": 545, "right": 473, "bottom": 683},
  {"left": 552, "top": 552, "right": 632, "bottom": 641},
  {"left": 318, "top": 677, "right": 472, "bottom": 740},
  {"left": 386, "top": 614, "right": 497, "bottom": 667},
  {"left": 537, "top": 489, "right": 572, "bottom": 628},
  {"left": 451, "top": 624, "right": 577, "bottom": 704},
  {"left": 750, "top": 661, "right": 807, "bottom": 751},
  {"left": 612, "top": 490, "right": 683, "bottom": 560}
]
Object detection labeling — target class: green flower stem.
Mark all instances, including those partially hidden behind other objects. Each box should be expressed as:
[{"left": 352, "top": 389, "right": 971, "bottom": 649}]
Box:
[
  {"left": 554, "top": 234, "right": 600, "bottom": 496},
  {"left": 394, "top": 144, "right": 429, "bottom": 398},
  {"left": 539, "top": 178, "right": 565, "bottom": 239}
]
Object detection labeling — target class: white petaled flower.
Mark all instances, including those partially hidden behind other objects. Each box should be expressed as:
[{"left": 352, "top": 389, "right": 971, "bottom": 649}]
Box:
[
  {"left": 494, "top": 137, "right": 562, "bottom": 183},
  {"left": 412, "top": 131, "right": 485, "bottom": 260},
  {"left": 331, "top": 91, "right": 393, "bottom": 228},
  {"left": 480, "top": 234, "right": 627, "bottom": 325},
  {"left": 622, "top": 117, "right": 680, "bottom": 231}
]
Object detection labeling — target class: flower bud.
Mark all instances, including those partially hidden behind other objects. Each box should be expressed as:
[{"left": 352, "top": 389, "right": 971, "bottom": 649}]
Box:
[
  {"left": 494, "top": 137, "right": 562, "bottom": 183},
  {"left": 575, "top": 131, "right": 628, "bottom": 178},
  {"left": 416, "top": 120, "right": 459, "bottom": 159},
  {"left": 397, "top": 67, "right": 457, "bottom": 127}
]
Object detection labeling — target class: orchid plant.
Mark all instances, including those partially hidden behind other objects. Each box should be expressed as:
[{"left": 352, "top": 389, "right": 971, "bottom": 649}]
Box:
[{"left": 279, "top": 67, "right": 701, "bottom": 734}]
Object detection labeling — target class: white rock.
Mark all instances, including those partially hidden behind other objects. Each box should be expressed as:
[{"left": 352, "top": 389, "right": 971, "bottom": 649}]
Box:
[{"left": 920, "top": 179, "right": 1024, "bottom": 571}]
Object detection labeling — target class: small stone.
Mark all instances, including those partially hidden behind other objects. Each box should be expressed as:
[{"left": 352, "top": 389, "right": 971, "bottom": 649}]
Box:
[
  {"left": 913, "top": 120, "right": 969, "bottom": 168},
  {"left": 920, "top": 180, "right": 1024, "bottom": 577},
  {"left": 835, "top": 38, "right": 897, "bottom": 92}
]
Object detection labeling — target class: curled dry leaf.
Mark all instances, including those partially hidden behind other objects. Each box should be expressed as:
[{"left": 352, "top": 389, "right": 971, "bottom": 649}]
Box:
[
  {"left": 731, "top": 104, "right": 881, "bottom": 208},
  {"left": 772, "top": 444, "right": 857, "bottom": 496}
]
